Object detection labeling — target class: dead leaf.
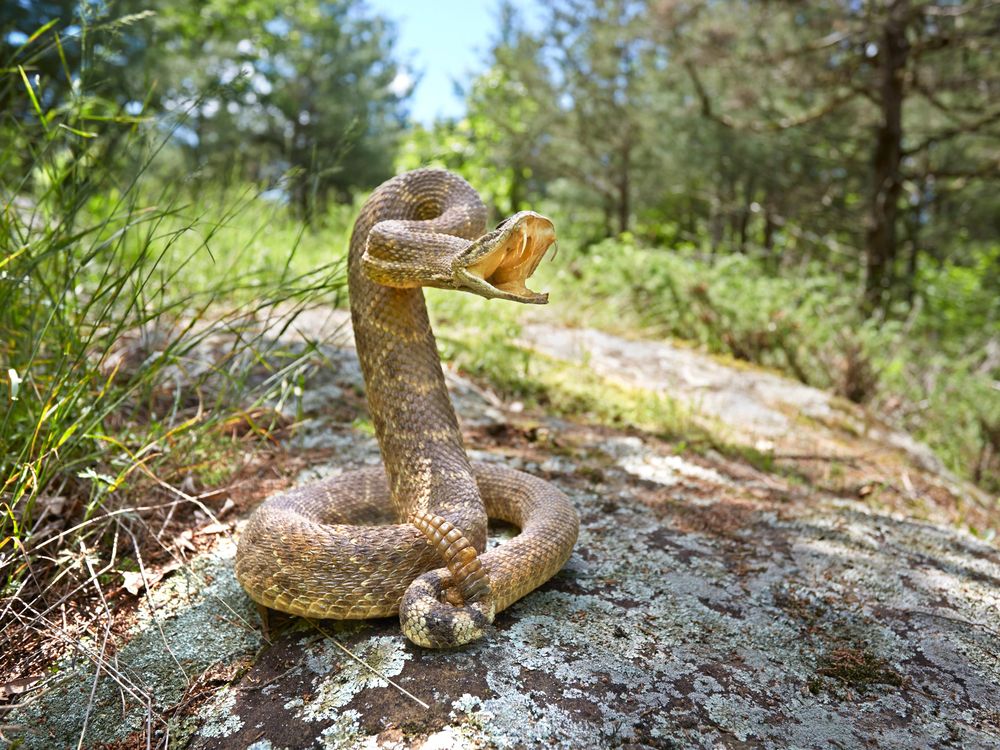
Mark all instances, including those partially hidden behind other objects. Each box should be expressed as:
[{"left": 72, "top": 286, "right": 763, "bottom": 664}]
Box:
[
  {"left": 174, "top": 529, "right": 196, "bottom": 552},
  {"left": 35, "top": 494, "right": 67, "bottom": 517},
  {"left": 0, "top": 676, "right": 41, "bottom": 700},
  {"left": 197, "top": 522, "right": 230, "bottom": 536},
  {"left": 121, "top": 570, "right": 146, "bottom": 596}
]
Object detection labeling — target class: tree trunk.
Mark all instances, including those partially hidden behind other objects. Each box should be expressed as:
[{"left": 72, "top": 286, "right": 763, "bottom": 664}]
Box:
[
  {"left": 617, "top": 138, "right": 632, "bottom": 234},
  {"left": 763, "top": 206, "right": 776, "bottom": 252},
  {"left": 864, "top": 2, "right": 910, "bottom": 313},
  {"left": 900, "top": 199, "right": 924, "bottom": 308},
  {"left": 683, "top": 198, "right": 696, "bottom": 240},
  {"left": 737, "top": 207, "right": 750, "bottom": 253},
  {"left": 738, "top": 176, "right": 758, "bottom": 253},
  {"left": 508, "top": 163, "right": 524, "bottom": 216},
  {"left": 709, "top": 199, "right": 724, "bottom": 254}
]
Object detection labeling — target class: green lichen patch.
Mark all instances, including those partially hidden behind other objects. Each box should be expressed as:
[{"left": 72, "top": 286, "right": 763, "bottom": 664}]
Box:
[{"left": 814, "top": 647, "right": 905, "bottom": 693}]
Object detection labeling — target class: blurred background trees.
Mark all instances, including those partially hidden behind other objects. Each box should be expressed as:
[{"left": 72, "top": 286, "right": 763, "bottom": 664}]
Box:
[
  {"left": 6, "top": 0, "right": 996, "bottom": 293},
  {"left": 2, "top": 0, "right": 998, "bottom": 485},
  {"left": 402, "top": 0, "right": 998, "bottom": 312},
  {"left": 2, "top": 0, "right": 408, "bottom": 217}
]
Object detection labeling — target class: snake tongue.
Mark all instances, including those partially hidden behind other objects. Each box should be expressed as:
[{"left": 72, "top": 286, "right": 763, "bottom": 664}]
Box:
[{"left": 459, "top": 212, "right": 555, "bottom": 304}]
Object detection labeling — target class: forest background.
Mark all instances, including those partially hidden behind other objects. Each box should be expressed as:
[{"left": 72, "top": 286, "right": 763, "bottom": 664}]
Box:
[{"left": 2, "top": 0, "right": 998, "bottom": 602}]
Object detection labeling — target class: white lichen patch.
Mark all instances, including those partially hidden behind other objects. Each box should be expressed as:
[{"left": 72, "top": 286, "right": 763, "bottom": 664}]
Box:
[
  {"left": 196, "top": 689, "right": 244, "bottom": 738},
  {"left": 420, "top": 726, "right": 476, "bottom": 749},
  {"left": 289, "top": 636, "right": 410, "bottom": 722},
  {"left": 703, "top": 694, "right": 768, "bottom": 742},
  {"left": 539, "top": 456, "right": 576, "bottom": 474},
  {"left": 603, "top": 435, "right": 732, "bottom": 487},
  {"left": 316, "top": 710, "right": 364, "bottom": 750},
  {"left": 450, "top": 684, "right": 590, "bottom": 750},
  {"left": 619, "top": 451, "right": 733, "bottom": 487}
]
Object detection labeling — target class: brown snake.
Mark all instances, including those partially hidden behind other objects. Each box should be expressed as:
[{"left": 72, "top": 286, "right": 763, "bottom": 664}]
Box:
[{"left": 235, "top": 169, "right": 579, "bottom": 647}]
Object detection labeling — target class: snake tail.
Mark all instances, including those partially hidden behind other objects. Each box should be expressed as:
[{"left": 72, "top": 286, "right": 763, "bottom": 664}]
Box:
[{"left": 408, "top": 511, "right": 494, "bottom": 605}]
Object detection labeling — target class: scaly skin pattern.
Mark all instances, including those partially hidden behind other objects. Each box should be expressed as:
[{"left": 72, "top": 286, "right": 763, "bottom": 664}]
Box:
[{"left": 235, "top": 169, "right": 579, "bottom": 647}]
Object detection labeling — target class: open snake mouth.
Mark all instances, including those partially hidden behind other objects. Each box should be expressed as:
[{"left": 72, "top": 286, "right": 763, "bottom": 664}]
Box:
[{"left": 461, "top": 212, "right": 555, "bottom": 304}]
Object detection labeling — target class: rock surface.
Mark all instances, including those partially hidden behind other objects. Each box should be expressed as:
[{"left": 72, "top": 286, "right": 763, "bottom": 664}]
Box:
[
  {"left": 10, "top": 314, "right": 1000, "bottom": 749},
  {"left": 519, "top": 323, "right": 947, "bottom": 475}
]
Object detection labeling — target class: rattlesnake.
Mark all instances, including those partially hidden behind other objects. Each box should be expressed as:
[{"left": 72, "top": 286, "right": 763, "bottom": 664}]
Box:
[{"left": 235, "top": 169, "right": 579, "bottom": 647}]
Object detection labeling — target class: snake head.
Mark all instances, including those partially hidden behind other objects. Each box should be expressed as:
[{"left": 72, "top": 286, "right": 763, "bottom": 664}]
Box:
[{"left": 452, "top": 211, "right": 555, "bottom": 304}]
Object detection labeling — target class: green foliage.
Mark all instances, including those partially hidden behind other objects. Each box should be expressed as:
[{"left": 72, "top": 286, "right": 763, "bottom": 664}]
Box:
[
  {"left": 407, "top": 0, "right": 1000, "bottom": 313},
  {"left": 535, "top": 236, "right": 1000, "bottom": 490},
  {"left": 3, "top": 0, "right": 409, "bottom": 217},
  {"left": 0, "top": 19, "right": 346, "bottom": 591},
  {"left": 149, "top": 0, "right": 407, "bottom": 214}
]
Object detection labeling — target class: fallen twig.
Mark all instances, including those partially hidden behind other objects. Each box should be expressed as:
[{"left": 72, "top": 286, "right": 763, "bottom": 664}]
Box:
[{"left": 771, "top": 453, "right": 862, "bottom": 464}]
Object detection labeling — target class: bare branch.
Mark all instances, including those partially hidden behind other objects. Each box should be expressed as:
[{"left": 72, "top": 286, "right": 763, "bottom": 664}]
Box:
[
  {"left": 756, "top": 28, "right": 863, "bottom": 63},
  {"left": 910, "top": 79, "right": 991, "bottom": 119},
  {"left": 683, "top": 60, "right": 859, "bottom": 132},
  {"left": 904, "top": 107, "right": 1000, "bottom": 156},
  {"left": 910, "top": 28, "right": 1000, "bottom": 58},
  {"left": 922, "top": 0, "right": 1000, "bottom": 17},
  {"left": 904, "top": 158, "right": 1000, "bottom": 183}
]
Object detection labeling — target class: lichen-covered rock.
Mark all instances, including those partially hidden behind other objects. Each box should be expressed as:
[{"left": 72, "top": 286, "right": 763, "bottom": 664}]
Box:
[
  {"left": 188, "top": 439, "right": 1000, "bottom": 749},
  {"left": 10, "top": 320, "right": 999, "bottom": 749},
  {"left": 9, "top": 539, "right": 260, "bottom": 748}
]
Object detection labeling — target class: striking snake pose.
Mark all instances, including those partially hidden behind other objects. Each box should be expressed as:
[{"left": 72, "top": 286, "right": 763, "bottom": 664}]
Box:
[{"left": 235, "top": 169, "right": 579, "bottom": 647}]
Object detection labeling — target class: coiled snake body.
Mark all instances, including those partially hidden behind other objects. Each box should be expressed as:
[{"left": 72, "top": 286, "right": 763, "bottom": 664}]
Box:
[{"left": 235, "top": 169, "right": 579, "bottom": 647}]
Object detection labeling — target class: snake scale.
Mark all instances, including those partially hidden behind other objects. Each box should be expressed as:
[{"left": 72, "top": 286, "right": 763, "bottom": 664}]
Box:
[{"left": 235, "top": 169, "right": 579, "bottom": 647}]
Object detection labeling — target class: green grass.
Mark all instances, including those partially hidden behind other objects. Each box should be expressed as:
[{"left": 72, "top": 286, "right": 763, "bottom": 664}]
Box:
[
  {"left": 428, "top": 290, "right": 788, "bottom": 475},
  {"left": 0, "top": 50, "right": 348, "bottom": 603},
  {"left": 431, "top": 291, "right": 687, "bottom": 433},
  {"left": 1, "top": 193, "right": 344, "bottom": 583},
  {"left": 525, "top": 235, "right": 1000, "bottom": 493}
]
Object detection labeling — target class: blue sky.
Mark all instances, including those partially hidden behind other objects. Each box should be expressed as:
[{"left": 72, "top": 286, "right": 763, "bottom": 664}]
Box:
[{"left": 366, "top": 0, "right": 543, "bottom": 124}]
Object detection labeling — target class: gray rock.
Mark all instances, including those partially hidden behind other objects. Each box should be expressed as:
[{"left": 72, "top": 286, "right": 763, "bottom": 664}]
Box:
[{"left": 10, "top": 320, "right": 999, "bottom": 749}]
